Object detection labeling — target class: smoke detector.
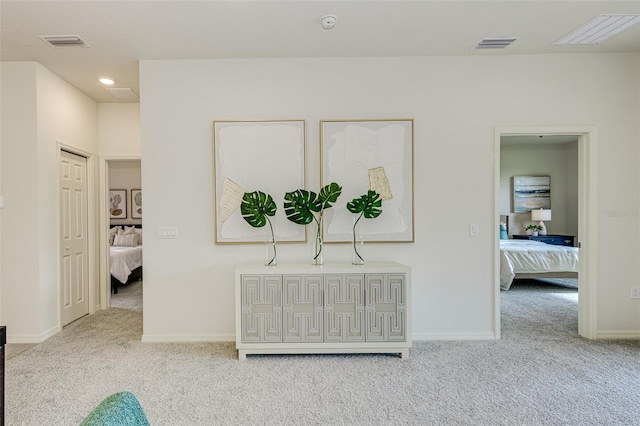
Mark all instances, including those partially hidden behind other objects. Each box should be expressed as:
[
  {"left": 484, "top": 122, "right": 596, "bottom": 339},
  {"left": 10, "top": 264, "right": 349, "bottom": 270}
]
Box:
[{"left": 321, "top": 14, "right": 337, "bottom": 30}]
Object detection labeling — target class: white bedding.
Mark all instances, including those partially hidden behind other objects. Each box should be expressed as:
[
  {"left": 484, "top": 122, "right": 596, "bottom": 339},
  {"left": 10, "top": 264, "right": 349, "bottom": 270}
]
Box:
[
  {"left": 500, "top": 240, "right": 578, "bottom": 290},
  {"left": 110, "top": 246, "right": 143, "bottom": 284}
]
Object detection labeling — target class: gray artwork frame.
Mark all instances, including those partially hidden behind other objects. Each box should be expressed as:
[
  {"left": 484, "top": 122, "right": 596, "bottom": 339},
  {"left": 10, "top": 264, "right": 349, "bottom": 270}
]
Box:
[{"left": 512, "top": 175, "right": 551, "bottom": 212}]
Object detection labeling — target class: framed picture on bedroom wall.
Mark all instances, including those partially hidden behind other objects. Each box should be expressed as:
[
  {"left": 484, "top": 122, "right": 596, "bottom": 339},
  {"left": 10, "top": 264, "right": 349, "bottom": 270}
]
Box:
[
  {"left": 320, "top": 118, "right": 414, "bottom": 243},
  {"left": 109, "top": 189, "right": 127, "bottom": 219},
  {"left": 131, "top": 189, "right": 142, "bottom": 219},
  {"left": 213, "top": 119, "right": 306, "bottom": 244},
  {"left": 512, "top": 175, "right": 551, "bottom": 212}
]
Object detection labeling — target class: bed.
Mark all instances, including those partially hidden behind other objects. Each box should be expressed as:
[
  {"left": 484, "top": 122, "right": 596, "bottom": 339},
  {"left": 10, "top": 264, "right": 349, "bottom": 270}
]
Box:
[
  {"left": 110, "top": 225, "right": 143, "bottom": 294},
  {"left": 499, "top": 216, "right": 578, "bottom": 290}
]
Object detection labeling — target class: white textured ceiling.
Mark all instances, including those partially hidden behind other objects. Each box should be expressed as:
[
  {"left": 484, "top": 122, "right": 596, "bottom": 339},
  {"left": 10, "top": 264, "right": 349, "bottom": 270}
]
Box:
[{"left": 2, "top": 0, "right": 639, "bottom": 103}]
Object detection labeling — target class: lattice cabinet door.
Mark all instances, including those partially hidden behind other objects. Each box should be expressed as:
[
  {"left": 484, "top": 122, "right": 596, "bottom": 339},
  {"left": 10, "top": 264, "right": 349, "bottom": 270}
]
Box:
[
  {"left": 283, "top": 275, "right": 323, "bottom": 342},
  {"left": 241, "top": 274, "right": 282, "bottom": 342},
  {"left": 324, "top": 274, "right": 365, "bottom": 342},
  {"left": 365, "top": 274, "right": 406, "bottom": 341}
]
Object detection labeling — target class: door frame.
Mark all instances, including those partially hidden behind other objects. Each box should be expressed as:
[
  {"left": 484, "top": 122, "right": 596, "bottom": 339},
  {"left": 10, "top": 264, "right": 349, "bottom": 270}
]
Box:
[
  {"left": 58, "top": 143, "right": 97, "bottom": 322},
  {"left": 493, "top": 126, "right": 598, "bottom": 340},
  {"left": 99, "top": 155, "right": 142, "bottom": 310}
]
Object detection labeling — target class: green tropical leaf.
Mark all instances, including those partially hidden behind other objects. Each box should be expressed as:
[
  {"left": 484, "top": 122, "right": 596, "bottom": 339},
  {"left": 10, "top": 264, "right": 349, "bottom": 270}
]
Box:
[
  {"left": 283, "top": 189, "right": 319, "bottom": 225},
  {"left": 241, "top": 191, "right": 276, "bottom": 228},
  {"left": 318, "top": 182, "right": 342, "bottom": 210},
  {"left": 347, "top": 190, "right": 382, "bottom": 219}
]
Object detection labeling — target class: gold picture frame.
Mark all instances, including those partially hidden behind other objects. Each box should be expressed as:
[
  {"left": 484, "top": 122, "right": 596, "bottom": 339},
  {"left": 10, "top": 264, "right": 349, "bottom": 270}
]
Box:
[
  {"left": 213, "top": 119, "right": 306, "bottom": 244},
  {"left": 320, "top": 118, "right": 414, "bottom": 243}
]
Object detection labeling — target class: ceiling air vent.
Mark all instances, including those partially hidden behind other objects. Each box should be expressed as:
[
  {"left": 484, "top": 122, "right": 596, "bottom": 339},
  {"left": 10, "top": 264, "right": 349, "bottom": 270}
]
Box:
[
  {"left": 472, "top": 37, "right": 520, "bottom": 50},
  {"left": 39, "top": 35, "right": 90, "bottom": 48},
  {"left": 105, "top": 88, "right": 139, "bottom": 100}
]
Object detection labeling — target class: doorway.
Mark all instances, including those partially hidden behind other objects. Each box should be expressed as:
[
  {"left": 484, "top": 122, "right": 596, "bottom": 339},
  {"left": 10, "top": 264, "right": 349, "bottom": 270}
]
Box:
[
  {"left": 103, "top": 158, "right": 142, "bottom": 310},
  {"left": 494, "top": 126, "right": 598, "bottom": 340}
]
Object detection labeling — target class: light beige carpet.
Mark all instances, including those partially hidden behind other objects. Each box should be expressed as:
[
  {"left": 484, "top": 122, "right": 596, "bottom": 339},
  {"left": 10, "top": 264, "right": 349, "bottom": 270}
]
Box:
[{"left": 5, "top": 282, "right": 640, "bottom": 425}]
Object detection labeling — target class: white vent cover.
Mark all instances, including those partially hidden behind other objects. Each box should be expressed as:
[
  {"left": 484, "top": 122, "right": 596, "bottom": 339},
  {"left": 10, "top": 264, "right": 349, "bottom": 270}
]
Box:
[
  {"left": 105, "top": 88, "right": 139, "bottom": 100},
  {"left": 554, "top": 14, "right": 640, "bottom": 45},
  {"left": 472, "top": 37, "right": 520, "bottom": 50},
  {"left": 39, "top": 35, "right": 90, "bottom": 48}
]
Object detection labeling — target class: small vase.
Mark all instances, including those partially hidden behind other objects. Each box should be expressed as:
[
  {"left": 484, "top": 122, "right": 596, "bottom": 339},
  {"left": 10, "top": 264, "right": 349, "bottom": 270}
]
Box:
[
  {"left": 311, "top": 218, "right": 323, "bottom": 265},
  {"left": 351, "top": 216, "right": 364, "bottom": 265},
  {"left": 352, "top": 231, "right": 364, "bottom": 265},
  {"left": 311, "top": 235, "right": 323, "bottom": 265},
  {"left": 265, "top": 240, "right": 277, "bottom": 266},
  {"left": 531, "top": 231, "right": 538, "bottom": 237}
]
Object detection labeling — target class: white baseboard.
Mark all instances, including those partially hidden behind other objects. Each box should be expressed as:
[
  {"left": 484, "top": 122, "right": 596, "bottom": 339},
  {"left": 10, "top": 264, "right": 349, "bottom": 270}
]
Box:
[
  {"left": 41, "top": 324, "right": 61, "bottom": 341},
  {"left": 412, "top": 332, "right": 497, "bottom": 341},
  {"left": 8, "top": 324, "right": 61, "bottom": 344},
  {"left": 596, "top": 330, "right": 640, "bottom": 340},
  {"left": 141, "top": 333, "right": 235, "bottom": 343}
]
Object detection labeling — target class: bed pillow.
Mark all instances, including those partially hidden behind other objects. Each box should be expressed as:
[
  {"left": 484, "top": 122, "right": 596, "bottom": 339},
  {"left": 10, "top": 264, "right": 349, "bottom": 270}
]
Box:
[
  {"left": 109, "top": 226, "right": 122, "bottom": 246},
  {"left": 123, "top": 226, "right": 142, "bottom": 245},
  {"left": 499, "top": 222, "right": 509, "bottom": 240},
  {"left": 113, "top": 234, "right": 139, "bottom": 247},
  {"left": 122, "top": 225, "right": 137, "bottom": 235}
]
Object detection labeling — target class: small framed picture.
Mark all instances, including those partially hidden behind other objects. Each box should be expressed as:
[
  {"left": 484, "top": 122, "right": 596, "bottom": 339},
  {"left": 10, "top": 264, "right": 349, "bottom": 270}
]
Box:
[
  {"left": 109, "top": 189, "right": 127, "bottom": 219},
  {"left": 131, "top": 189, "right": 142, "bottom": 219}
]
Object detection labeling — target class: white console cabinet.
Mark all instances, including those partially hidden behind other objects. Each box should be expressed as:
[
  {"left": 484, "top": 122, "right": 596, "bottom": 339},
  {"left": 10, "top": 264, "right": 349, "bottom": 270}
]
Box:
[{"left": 235, "top": 262, "right": 411, "bottom": 360}]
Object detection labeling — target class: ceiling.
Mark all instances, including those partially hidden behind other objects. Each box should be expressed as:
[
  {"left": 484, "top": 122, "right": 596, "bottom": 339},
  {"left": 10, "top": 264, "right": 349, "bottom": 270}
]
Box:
[{"left": 2, "top": 1, "right": 639, "bottom": 103}]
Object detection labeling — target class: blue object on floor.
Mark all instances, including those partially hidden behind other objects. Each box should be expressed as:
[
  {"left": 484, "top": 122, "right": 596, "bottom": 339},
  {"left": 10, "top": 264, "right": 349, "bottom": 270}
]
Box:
[{"left": 80, "top": 391, "right": 150, "bottom": 426}]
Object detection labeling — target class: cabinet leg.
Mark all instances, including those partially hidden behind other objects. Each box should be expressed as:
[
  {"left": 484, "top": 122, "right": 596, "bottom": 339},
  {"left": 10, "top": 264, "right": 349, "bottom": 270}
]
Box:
[
  {"left": 238, "top": 351, "right": 246, "bottom": 361},
  {"left": 400, "top": 350, "right": 409, "bottom": 359}
]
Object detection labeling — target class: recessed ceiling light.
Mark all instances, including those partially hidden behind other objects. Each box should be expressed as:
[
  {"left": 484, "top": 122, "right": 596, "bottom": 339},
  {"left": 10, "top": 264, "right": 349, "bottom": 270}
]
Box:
[
  {"left": 99, "top": 76, "right": 115, "bottom": 85},
  {"left": 554, "top": 14, "right": 640, "bottom": 45}
]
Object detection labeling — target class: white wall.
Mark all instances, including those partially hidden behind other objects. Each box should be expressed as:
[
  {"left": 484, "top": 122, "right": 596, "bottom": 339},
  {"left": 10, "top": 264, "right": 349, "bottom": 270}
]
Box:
[
  {"left": 500, "top": 142, "right": 579, "bottom": 237},
  {"left": 1, "top": 63, "right": 41, "bottom": 340},
  {"left": 0, "top": 62, "right": 99, "bottom": 342},
  {"left": 138, "top": 53, "right": 639, "bottom": 341},
  {"left": 99, "top": 103, "right": 141, "bottom": 157}
]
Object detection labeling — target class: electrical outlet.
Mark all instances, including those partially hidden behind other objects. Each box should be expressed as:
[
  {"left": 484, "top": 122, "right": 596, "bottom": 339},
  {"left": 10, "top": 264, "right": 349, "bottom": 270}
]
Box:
[
  {"left": 631, "top": 287, "right": 639, "bottom": 299},
  {"left": 469, "top": 224, "right": 479, "bottom": 236}
]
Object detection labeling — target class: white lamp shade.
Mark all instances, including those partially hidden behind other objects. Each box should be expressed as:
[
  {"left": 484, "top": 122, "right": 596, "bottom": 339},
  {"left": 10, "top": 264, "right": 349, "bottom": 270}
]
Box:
[{"left": 531, "top": 209, "right": 551, "bottom": 221}]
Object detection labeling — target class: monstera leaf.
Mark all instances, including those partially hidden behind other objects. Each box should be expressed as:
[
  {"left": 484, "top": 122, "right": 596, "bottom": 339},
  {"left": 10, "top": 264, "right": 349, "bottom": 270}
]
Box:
[
  {"left": 318, "top": 182, "right": 343, "bottom": 211},
  {"left": 347, "top": 190, "right": 382, "bottom": 264},
  {"left": 284, "top": 183, "right": 342, "bottom": 264},
  {"left": 241, "top": 190, "right": 277, "bottom": 265},
  {"left": 347, "top": 190, "right": 382, "bottom": 219},
  {"left": 241, "top": 191, "right": 277, "bottom": 228},
  {"left": 283, "top": 189, "right": 320, "bottom": 225}
]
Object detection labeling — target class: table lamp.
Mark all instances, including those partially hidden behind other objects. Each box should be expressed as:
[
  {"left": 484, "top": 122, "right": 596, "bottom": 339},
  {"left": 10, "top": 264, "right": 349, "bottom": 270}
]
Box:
[{"left": 531, "top": 208, "right": 551, "bottom": 236}]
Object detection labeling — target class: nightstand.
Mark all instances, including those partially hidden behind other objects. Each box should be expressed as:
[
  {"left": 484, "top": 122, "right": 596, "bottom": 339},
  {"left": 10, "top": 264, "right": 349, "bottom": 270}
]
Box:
[{"left": 512, "top": 234, "right": 575, "bottom": 247}]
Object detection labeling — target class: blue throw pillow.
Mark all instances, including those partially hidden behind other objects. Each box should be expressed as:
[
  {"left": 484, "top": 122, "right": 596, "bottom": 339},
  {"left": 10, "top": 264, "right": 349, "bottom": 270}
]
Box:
[
  {"left": 81, "top": 392, "right": 150, "bottom": 426},
  {"left": 499, "top": 222, "right": 508, "bottom": 240}
]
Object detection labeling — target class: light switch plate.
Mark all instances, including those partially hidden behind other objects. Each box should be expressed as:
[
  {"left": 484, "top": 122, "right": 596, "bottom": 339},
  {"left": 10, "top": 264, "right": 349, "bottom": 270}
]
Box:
[{"left": 156, "top": 226, "right": 178, "bottom": 239}]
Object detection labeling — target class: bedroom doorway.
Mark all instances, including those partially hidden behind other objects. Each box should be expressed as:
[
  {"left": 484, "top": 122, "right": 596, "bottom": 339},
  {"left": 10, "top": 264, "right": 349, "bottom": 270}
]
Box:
[
  {"left": 494, "top": 126, "right": 597, "bottom": 340},
  {"left": 102, "top": 157, "right": 143, "bottom": 312}
]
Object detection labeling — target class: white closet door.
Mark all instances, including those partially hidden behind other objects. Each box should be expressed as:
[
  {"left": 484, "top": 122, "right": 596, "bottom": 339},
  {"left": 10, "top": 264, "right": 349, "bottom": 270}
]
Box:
[{"left": 60, "top": 150, "right": 89, "bottom": 326}]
